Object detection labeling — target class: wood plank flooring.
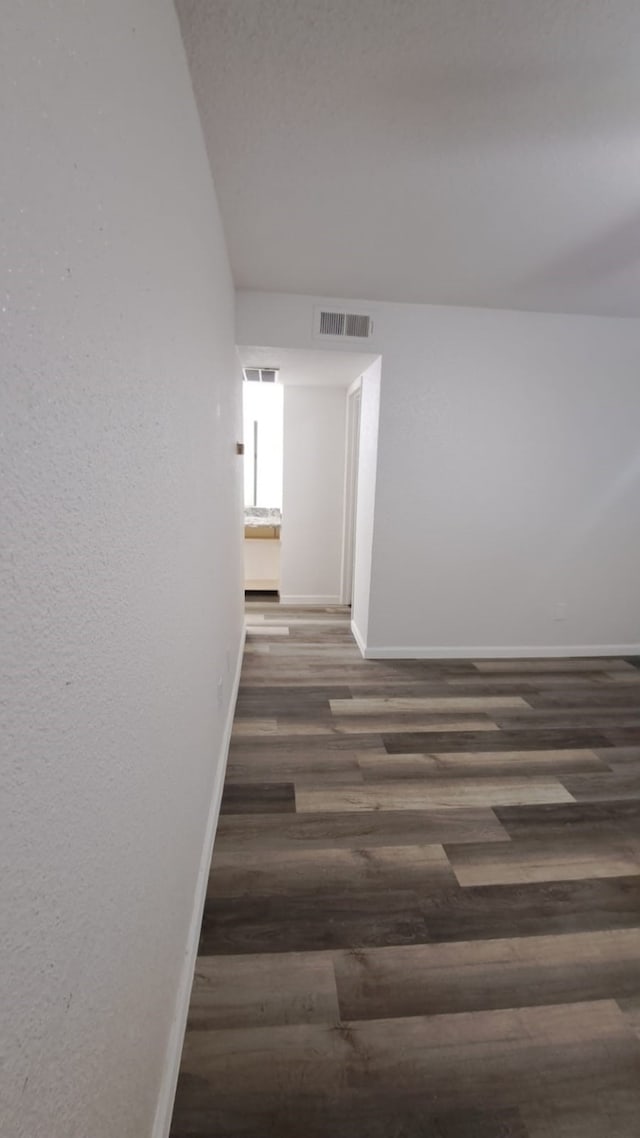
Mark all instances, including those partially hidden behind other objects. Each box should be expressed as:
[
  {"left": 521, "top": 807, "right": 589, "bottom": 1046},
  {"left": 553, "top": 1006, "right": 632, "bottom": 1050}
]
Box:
[{"left": 170, "top": 603, "right": 640, "bottom": 1138}]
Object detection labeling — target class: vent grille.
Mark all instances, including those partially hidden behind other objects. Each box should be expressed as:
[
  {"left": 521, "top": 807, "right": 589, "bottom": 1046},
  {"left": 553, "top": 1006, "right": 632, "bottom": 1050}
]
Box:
[
  {"left": 320, "top": 311, "right": 346, "bottom": 336},
  {"left": 317, "top": 309, "right": 372, "bottom": 338},
  {"left": 345, "top": 313, "right": 371, "bottom": 338},
  {"left": 243, "top": 367, "right": 280, "bottom": 383}
]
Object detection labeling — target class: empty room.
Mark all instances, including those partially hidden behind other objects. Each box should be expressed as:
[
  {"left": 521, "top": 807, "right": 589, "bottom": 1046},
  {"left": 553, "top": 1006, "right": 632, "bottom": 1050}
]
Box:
[{"left": 3, "top": 2, "right": 640, "bottom": 1137}]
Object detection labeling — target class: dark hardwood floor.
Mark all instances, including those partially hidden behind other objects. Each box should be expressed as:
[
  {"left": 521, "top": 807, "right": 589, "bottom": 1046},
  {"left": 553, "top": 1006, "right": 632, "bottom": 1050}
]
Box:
[{"left": 170, "top": 604, "right": 640, "bottom": 1138}]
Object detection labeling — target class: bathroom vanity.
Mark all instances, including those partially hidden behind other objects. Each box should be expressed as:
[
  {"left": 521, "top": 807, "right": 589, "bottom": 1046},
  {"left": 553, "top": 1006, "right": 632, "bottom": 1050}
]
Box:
[{"left": 244, "top": 508, "right": 281, "bottom": 592}]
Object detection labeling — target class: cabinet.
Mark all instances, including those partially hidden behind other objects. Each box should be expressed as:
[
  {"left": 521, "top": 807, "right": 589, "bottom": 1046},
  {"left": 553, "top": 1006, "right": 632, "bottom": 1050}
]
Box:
[{"left": 244, "top": 532, "right": 281, "bottom": 591}]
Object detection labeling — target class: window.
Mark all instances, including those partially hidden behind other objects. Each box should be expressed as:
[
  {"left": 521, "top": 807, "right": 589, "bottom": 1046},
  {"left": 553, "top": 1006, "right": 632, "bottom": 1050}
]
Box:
[{"left": 242, "top": 378, "right": 283, "bottom": 510}]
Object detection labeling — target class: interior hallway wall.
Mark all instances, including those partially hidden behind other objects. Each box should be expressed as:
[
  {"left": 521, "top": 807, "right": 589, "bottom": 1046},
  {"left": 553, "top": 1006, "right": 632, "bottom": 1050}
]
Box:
[
  {"left": 281, "top": 385, "right": 347, "bottom": 603},
  {"left": 237, "top": 289, "right": 640, "bottom": 656},
  {"left": 1, "top": 4, "right": 243, "bottom": 1136}
]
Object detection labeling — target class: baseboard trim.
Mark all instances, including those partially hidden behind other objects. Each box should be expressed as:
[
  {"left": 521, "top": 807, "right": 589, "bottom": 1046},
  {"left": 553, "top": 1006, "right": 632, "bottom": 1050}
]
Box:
[
  {"left": 152, "top": 625, "right": 246, "bottom": 1138},
  {"left": 361, "top": 643, "right": 640, "bottom": 660},
  {"left": 350, "top": 619, "right": 367, "bottom": 658},
  {"left": 279, "top": 594, "right": 342, "bottom": 606}
]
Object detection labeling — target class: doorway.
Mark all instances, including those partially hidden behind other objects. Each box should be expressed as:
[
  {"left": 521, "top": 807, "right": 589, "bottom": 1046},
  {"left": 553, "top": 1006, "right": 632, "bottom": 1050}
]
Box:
[
  {"left": 238, "top": 347, "right": 380, "bottom": 609},
  {"left": 242, "top": 368, "right": 283, "bottom": 595}
]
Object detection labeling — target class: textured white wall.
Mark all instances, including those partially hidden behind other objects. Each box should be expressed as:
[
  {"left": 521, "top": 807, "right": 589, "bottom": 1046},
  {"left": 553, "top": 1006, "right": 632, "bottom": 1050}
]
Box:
[
  {"left": 237, "top": 290, "right": 640, "bottom": 655},
  {"left": 281, "top": 386, "right": 347, "bottom": 603},
  {"left": 351, "top": 359, "right": 382, "bottom": 646},
  {"left": 1, "top": 5, "right": 243, "bottom": 1137}
]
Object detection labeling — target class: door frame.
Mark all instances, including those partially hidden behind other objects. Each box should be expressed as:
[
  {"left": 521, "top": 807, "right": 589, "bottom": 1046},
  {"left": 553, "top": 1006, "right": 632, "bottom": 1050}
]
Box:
[{"left": 340, "top": 378, "right": 362, "bottom": 606}]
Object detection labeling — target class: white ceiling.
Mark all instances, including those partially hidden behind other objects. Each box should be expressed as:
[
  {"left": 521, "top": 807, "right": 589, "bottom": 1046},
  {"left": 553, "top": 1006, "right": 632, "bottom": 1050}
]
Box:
[
  {"left": 177, "top": 0, "right": 640, "bottom": 317},
  {"left": 237, "top": 346, "right": 377, "bottom": 386}
]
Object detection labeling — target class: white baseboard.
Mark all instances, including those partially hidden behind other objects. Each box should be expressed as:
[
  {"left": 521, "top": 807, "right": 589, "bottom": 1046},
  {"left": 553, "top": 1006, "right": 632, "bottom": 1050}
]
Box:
[
  {"left": 278, "top": 594, "right": 342, "bottom": 606},
  {"left": 152, "top": 626, "right": 246, "bottom": 1138},
  {"left": 350, "top": 619, "right": 367, "bottom": 657},
  {"left": 360, "top": 642, "right": 640, "bottom": 660}
]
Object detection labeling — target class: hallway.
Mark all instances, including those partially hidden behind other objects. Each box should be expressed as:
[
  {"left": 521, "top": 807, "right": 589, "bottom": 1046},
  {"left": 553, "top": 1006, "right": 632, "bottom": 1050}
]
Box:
[{"left": 170, "top": 604, "right": 640, "bottom": 1137}]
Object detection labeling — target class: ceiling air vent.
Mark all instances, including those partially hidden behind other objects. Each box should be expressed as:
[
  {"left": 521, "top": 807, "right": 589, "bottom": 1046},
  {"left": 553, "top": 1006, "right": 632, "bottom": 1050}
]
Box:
[
  {"left": 319, "top": 310, "right": 346, "bottom": 336},
  {"left": 243, "top": 367, "right": 280, "bottom": 383},
  {"left": 315, "top": 308, "right": 373, "bottom": 339},
  {"left": 345, "top": 313, "right": 371, "bottom": 338}
]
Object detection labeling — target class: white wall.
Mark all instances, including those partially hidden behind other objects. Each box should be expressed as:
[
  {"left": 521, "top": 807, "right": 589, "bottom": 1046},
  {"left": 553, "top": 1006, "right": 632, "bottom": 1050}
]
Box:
[
  {"left": 1, "top": 6, "right": 243, "bottom": 1138},
  {"left": 237, "top": 290, "right": 640, "bottom": 656},
  {"left": 351, "top": 359, "right": 382, "bottom": 648},
  {"left": 281, "top": 386, "right": 347, "bottom": 603}
]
